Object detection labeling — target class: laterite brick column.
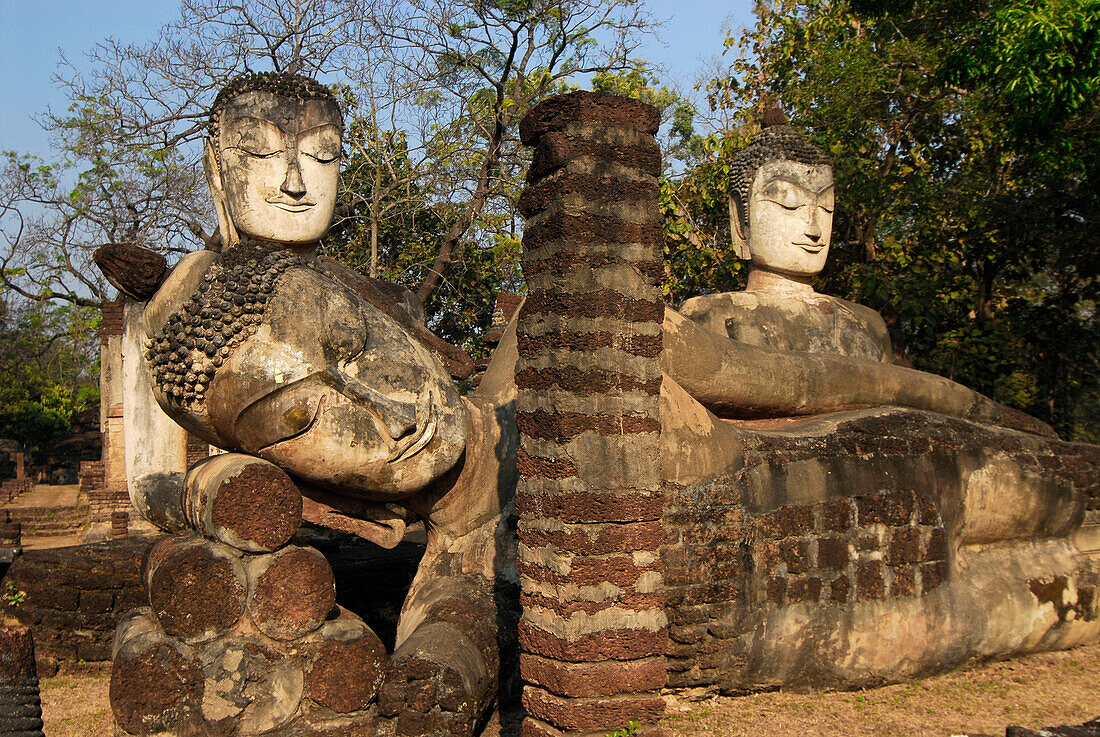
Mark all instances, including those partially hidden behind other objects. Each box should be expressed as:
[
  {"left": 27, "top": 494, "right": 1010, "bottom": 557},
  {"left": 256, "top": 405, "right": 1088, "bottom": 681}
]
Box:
[
  {"left": 515, "top": 92, "right": 668, "bottom": 737},
  {"left": 0, "top": 626, "right": 45, "bottom": 737},
  {"left": 99, "top": 300, "right": 127, "bottom": 494}
]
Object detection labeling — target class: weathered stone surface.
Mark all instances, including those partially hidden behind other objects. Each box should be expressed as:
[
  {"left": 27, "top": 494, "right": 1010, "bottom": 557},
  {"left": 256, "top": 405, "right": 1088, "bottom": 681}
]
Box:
[
  {"left": 304, "top": 608, "right": 387, "bottom": 713},
  {"left": 518, "top": 520, "right": 664, "bottom": 556},
  {"left": 184, "top": 453, "right": 302, "bottom": 552},
  {"left": 528, "top": 130, "right": 662, "bottom": 181},
  {"left": 516, "top": 489, "right": 663, "bottom": 525},
  {"left": 92, "top": 71, "right": 1100, "bottom": 737},
  {"left": 516, "top": 91, "right": 666, "bottom": 736},
  {"left": 314, "top": 255, "right": 474, "bottom": 380},
  {"left": 379, "top": 619, "right": 492, "bottom": 736},
  {"left": 198, "top": 637, "right": 303, "bottom": 733},
  {"left": 521, "top": 654, "right": 665, "bottom": 698},
  {"left": 98, "top": 70, "right": 523, "bottom": 737},
  {"left": 146, "top": 535, "right": 247, "bottom": 642},
  {"left": 246, "top": 545, "right": 335, "bottom": 641},
  {"left": 109, "top": 609, "right": 204, "bottom": 735},
  {"left": 521, "top": 686, "right": 664, "bottom": 733},
  {"left": 92, "top": 242, "right": 168, "bottom": 301},
  {"left": 519, "top": 621, "right": 667, "bottom": 663},
  {"left": 0, "top": 626, "right": 44, "bottom": 737},
  {"left": 518, "top": 92, "right": 660, "bottom": 145}
]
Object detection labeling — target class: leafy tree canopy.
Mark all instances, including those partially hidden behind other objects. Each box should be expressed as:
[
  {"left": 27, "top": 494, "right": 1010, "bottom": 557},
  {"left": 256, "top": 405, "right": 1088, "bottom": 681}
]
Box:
[{"left": 0, "top": 293, "right": 100, "bottom": 451}]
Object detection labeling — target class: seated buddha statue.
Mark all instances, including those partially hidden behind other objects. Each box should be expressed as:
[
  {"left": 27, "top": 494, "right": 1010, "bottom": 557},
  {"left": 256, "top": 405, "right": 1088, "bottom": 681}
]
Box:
[
  {"left": 111, "top": 72, "right": 516, "bottom": 735},
  {"left": 681, "top": 107, "right": 891, "bottom": 363},
  {"left": 662, "top": 109, "right": 1049, "bottom": 437}
]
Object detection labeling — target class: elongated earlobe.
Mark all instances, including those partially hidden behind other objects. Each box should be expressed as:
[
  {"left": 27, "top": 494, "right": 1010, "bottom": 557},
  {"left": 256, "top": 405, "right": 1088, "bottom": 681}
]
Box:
[
  {"left": 729, "top": 194, "right": 750, "bottom": 260},
  {"left": 203, "top": 139, "right": 239, "bottom": 251}
]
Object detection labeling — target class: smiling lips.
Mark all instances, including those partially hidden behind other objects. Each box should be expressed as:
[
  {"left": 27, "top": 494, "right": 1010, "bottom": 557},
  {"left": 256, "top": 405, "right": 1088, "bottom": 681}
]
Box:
[
  {"left": 797, "top": 242, "right": 826, "bottom": 253},
  {"left": 266, "top": 198, "right": 316, "bottom": 212}
]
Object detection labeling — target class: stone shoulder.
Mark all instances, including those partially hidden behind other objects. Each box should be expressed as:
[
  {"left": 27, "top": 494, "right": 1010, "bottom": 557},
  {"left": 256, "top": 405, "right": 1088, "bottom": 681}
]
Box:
[
  {"left": 678, "top": 289, "right": 893, "bottom": 362},
  {"left": 140, "top": 249, "right": 220, "bottom": 340},
  {"left": 678, "top": 291, "right": 761, "bottom": 337}
]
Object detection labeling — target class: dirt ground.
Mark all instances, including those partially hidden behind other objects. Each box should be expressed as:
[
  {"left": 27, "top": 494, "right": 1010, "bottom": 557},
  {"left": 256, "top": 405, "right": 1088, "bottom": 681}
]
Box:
[{"left": 41, "top": 642, "right": 1100, "bottom": 737}]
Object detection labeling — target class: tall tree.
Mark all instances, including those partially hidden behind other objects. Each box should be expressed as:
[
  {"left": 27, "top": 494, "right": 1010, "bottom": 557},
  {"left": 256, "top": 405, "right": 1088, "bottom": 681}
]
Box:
[
  {"left": 3, "top": 0, "right": 653, "bottom": 312},
  {"left": 0, "top": 291, "right": 100, "bottom": 450},
  {"left": 374, "top": 0, "right": 655, "bottom": 303}
]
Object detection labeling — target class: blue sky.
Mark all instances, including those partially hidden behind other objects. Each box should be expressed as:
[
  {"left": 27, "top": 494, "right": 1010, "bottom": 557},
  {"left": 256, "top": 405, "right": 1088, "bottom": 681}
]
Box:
[{"left": 0, "top": 0, "right": 755, "bottom": 158}]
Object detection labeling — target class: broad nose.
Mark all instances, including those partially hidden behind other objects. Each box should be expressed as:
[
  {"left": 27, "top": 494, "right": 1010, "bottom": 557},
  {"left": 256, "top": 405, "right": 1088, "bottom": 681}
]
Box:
[{"left": 280, "top": 156, "right": 307, "bottom": 198}]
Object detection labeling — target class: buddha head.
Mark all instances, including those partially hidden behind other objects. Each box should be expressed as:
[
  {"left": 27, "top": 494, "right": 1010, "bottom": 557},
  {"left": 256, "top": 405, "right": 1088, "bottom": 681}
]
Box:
[
  {"left": 729, "top": 108, "right": 834, "bottom": 280},
  {"left": 205, "top": 72, "right": 343, "bottom": 247}
]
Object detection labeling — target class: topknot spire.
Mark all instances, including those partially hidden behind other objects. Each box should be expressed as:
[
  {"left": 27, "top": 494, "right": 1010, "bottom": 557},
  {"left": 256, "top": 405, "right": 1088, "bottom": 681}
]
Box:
[{"left": 762, "top": 106, "right": 789, "bottom": 128}]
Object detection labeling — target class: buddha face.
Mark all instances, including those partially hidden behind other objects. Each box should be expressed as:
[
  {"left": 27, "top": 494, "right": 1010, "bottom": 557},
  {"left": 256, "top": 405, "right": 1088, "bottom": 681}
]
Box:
[
  {"left": 215, "top": 90, "right": 341, "bottom": 244},
  {"left": 744, "top": 159, "right": 834, "bottom": 278}
]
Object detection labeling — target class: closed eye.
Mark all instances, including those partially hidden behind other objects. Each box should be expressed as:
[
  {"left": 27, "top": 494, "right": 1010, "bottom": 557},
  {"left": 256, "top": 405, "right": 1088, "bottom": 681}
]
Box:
[
  {"left": 230, "top": 145, "right": 284, "bottom": 159},
  {"left": 303, "top": 151, "right": 340, "bottom": 164},
  {"left": 768, "top": 197, "right": 810, "bottom": 211}
]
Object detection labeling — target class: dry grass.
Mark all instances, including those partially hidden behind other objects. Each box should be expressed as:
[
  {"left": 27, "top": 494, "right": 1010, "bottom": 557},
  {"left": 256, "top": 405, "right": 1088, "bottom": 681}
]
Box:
[
  {"left": 41, "top": 642, "right": 1100, "bottom": 737},
  {"left": 663, "top": 642, "right": 1100, "bottom": 737},
  {"left": 40, "top": 668, "right": 113, "bottom": 737}
]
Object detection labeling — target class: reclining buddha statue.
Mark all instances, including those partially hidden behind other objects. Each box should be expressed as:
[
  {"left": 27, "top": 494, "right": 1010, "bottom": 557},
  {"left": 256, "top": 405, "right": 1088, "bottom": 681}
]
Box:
[{"left": 655, "top": 107, "right": 1100, "bottom": 692}]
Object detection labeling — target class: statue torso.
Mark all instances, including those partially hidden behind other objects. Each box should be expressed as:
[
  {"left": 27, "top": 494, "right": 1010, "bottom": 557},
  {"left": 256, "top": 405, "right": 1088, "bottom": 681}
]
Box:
[{"left": 679, "top": 290, "right": 894, "bottom": 363}]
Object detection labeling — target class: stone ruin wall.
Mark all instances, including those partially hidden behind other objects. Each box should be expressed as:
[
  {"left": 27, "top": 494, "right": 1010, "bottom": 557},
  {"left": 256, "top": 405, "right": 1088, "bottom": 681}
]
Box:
[
  {"left": 0, "top": 539, "right": 148, "bottom": 677},
  {"left": 663, "top": 410, "right": 1100, "bottom": 693},
  {"left": 514, "top": 93, "right": 668, "bottom": 736}
]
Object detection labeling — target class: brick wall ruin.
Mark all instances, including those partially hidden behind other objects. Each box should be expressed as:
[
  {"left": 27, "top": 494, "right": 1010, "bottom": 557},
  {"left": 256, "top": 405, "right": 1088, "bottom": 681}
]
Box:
[
  {"left": 662, "top": 409, "right": 1100, "bottom": 693},
  {"left": 0, "top": 538, "right": 148, "bottom": 676}
]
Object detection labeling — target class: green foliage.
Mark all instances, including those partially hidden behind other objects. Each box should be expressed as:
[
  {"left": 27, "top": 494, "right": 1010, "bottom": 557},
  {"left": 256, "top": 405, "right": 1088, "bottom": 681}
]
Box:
[
  {"left": 605, "top": 721, "right": 641, "bottom": 737},
  {"left": 690, "top": 0, "right": 1100, "bottom": 438},
  {"left": 942, "top": 0, "right": 1100, "bottom": 136},
  {"left": 2, "top": 581, "right": 27, "bottom": 608},
  {"left": 661, "top": 134, "right": 747, "bottom": 305},
  {"left": 0, "top": 295, "right": 100, "bottom": 452}
]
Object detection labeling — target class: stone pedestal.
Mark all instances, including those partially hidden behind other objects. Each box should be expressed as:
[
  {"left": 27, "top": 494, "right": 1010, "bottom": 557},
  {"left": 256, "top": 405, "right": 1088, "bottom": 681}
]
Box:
[
  {"left": 108, "top": 456, "right": 385, "bottom": 736},
  {"left": 515, "top": 92, "right": 668, "bottom": 736}
]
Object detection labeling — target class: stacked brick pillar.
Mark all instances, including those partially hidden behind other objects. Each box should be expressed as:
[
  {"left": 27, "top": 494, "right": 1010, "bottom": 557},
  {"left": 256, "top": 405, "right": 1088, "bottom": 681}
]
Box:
[
  {"left": 100, "top": 301, "right": 128, "bottom": 494},
  {"left": 514, "top": 92, "right": 668, "bottom": 736}
]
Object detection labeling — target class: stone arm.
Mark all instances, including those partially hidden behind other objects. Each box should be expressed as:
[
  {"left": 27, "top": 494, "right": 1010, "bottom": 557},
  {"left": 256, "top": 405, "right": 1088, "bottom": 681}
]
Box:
[
  {"left": 376, "top": 396, "right": 518, "bottom": 735},
  {"left": 663, "top": 308, "right": 1055, "bottom": 437},
  {"left": 313, "top": 256, "right": 475, "bottom": 380}
]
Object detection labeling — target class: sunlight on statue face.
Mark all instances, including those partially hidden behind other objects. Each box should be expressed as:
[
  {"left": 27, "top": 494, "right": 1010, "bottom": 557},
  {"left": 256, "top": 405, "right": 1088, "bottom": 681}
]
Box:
[
  {"left": 217, "top": 90, "right": 341, "bottom": 244},
  {"left": 747, "top": 160, "right": 834, "bottom": 278}
]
